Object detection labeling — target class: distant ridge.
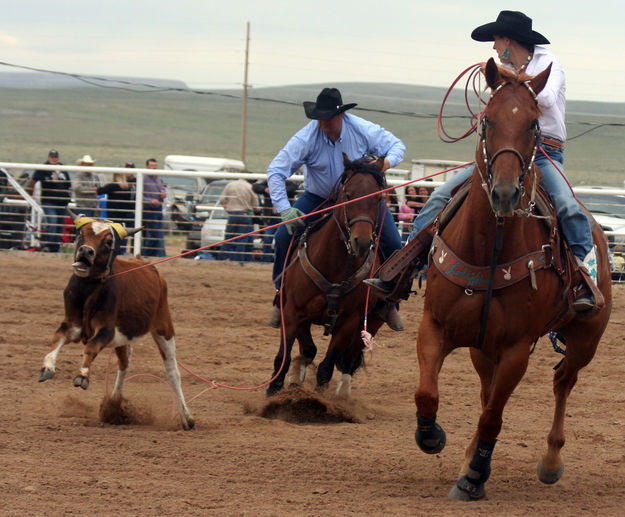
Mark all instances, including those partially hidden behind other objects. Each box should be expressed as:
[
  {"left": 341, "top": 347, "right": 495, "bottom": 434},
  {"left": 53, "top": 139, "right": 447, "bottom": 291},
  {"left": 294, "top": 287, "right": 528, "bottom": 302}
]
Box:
[{"left": 0, "top": 72, "right": 623, "bottom": 117}]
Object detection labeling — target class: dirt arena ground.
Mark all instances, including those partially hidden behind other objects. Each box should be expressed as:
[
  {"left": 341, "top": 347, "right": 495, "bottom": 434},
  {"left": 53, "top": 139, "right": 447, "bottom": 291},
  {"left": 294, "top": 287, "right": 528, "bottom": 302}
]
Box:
[{"left": 1, "top": 250, "right": 624, "bottom": 516}]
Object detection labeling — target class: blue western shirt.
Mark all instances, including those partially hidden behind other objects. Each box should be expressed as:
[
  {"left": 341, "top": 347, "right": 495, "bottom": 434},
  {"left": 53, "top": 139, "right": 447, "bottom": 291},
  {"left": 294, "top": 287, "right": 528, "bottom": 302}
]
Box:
[{"left": 267, "top": 113, "right": 406, "bottom": 213}]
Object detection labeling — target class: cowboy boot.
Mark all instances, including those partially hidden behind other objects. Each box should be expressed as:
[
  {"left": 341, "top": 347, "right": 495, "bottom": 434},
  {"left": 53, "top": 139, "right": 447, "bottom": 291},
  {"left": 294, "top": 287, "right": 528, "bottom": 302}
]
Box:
[
  {"left": 268, "top": 291, "right": 281, "bottom": 328},
  {"left": 572, "top": 246, "right": 605, "bottom": 312},
  {"left": 364, "top": 224, "right": 435, "bottom": 301},
  {"left": 375, "top": 302, "right": 405, "bottom": 331},
  {"left": 385, "top": 305, "right": 405, "bottom": 331}
]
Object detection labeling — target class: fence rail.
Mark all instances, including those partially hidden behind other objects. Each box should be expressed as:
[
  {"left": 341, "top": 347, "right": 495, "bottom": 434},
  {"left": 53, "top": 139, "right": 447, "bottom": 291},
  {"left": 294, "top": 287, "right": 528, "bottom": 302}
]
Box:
[{"left": 1, "top": 161, "right": 624, "bottom": 271}]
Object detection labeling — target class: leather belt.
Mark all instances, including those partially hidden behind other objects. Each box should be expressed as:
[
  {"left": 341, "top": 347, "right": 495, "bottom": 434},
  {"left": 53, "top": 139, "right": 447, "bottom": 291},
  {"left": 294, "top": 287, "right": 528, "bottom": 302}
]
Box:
[{"left": 541, "top": 136, "right": 564, "bottom": 149}]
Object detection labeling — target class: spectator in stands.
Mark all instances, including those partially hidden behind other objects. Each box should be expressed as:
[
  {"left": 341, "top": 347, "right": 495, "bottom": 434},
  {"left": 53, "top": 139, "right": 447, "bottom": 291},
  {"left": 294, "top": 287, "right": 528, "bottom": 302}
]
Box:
[
  {"left": 27, "top": 150, "right": 72, "bottom": 252},
  {"left": 398, "top": 184, "right": 430, "bottom": 243},
  {"left": 141, "top": 158, "right": 166, "bottom": 257},
  {"left": 73, "top": 154, "right": 100, "bottom": 217},
  {"left": 218, "top": 178, "right": 260, "bottom": 262},
  {"left": 97, "top": 171, "right": 135, "bottom": 226}
]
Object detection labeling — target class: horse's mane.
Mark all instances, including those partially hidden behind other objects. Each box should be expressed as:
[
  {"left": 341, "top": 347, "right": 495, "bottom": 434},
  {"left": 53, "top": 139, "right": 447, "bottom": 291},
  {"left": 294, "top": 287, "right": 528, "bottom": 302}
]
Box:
[
  {"left": 495, "top": 63, "right": 531, "bottom": 84},
  {"left": 491, "top": 64, "right": 542, "bottom": 115},
  {"left": 340, "top": 157, "right": 386, "bottom": 189}
]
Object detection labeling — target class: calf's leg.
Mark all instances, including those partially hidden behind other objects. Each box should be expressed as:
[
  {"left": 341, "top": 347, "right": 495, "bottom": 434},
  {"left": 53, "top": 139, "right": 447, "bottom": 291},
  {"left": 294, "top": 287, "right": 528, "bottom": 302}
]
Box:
[
  {"left": 152, "top": 332, "right": 195, "bottom": 430},
  {"left": 39, "top": 322, "right": 81, "bottom": 381}
]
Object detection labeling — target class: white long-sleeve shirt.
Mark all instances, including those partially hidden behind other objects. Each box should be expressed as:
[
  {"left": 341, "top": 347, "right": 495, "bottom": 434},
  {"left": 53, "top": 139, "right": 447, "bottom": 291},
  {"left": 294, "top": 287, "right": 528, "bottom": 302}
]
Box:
[{"left": 525, "top": 45, "right": 567, "bottom": 142}]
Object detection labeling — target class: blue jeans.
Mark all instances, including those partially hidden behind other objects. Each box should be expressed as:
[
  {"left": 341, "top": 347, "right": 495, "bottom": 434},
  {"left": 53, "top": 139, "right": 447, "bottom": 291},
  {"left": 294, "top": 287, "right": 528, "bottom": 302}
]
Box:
[
  {"left": 218, "top": 211, "right": 254, "bottom": 262},
  {"left": 409, "top": 144, "right": 593, "bottom": 260},
  {"left": 41, "top": 205, "right": 66, "bottom": 252},
  {"left": 273, "top": 191, "right": 402, "bottom": 289},
  {"left": 142, "top": 208, "right": 166, "bottom": 257},
  {"left": 261, "top": 224, "right": 277, "bottom": 263}
]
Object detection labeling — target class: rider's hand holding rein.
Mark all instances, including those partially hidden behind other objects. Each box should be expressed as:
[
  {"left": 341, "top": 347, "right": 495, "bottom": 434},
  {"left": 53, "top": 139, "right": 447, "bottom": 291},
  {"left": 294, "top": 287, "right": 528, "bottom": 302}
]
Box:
[{"left": 280, "top": 207, "right": 306, "bottom": 235}]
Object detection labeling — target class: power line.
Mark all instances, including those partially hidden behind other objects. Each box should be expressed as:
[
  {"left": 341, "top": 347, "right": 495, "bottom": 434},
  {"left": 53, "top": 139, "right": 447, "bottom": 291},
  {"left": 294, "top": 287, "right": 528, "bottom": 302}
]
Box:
[{"left": 1, "top": 60, "right": 623, "bottom": 136}]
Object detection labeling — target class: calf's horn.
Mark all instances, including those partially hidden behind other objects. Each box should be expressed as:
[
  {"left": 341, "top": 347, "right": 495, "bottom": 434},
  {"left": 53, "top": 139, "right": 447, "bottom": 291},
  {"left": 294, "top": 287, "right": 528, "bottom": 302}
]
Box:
[{"left": 125, "top": 227, "right": 144, "bottom": 237}]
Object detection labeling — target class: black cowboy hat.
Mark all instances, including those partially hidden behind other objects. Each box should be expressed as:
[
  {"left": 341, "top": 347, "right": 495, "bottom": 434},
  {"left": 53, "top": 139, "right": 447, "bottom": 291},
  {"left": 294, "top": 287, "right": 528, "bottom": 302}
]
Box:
[
  {"left": 303, "top": 88, "right": 357, "bottom": 120},
  {"left": 471, "top": 11, "right": 550, "bottom": 45}
]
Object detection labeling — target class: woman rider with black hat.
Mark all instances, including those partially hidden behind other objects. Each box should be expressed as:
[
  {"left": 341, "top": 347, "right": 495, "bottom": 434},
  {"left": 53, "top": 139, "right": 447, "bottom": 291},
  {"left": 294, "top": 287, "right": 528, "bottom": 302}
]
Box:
[{"left": 366, "top": 10, "right": 602, "bottom": 312}]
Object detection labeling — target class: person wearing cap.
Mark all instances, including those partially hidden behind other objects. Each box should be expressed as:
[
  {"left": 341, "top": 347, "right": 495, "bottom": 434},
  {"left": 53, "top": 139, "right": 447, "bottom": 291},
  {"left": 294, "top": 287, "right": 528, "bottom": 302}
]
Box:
[
  {"left": 27, "top": 150, "right": 72, "bottom": 252},
  {"left": 266, "top": 87, "right": 406, "bottom": 331},
  {"left": 365, "top": 10, "right": 600, "bottom": 313},
  {"left": 73, "top": 154, "right": 100, "bottom": 218}
]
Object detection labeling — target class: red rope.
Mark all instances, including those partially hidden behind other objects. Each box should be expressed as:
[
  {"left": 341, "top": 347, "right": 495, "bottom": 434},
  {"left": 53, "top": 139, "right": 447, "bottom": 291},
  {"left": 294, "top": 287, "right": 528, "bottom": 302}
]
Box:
[
  {"left": 437, "top": 63, "right": 487, "bottom": 143},
  {"left": 108, "top": 164, "right": 470, "bottom": 280},
  {"left": 100, "top": 164, "right": 468, "bottom": 401},
  {"left": 363, "top": 208, "right": 386, "bottom": 333}
]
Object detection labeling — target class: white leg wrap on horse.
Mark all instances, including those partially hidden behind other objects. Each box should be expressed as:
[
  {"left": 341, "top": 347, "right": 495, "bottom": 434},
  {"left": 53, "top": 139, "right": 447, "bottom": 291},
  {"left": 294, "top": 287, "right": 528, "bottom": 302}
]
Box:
[{"left": 335, "top": 373, "right": 352, "bottom": 398}]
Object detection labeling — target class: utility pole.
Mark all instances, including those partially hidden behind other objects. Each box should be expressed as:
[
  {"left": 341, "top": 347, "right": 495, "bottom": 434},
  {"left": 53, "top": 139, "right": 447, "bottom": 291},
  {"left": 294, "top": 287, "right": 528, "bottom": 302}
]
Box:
[{"left": 241, "top": 21, "right": 250, "bottom": 165}]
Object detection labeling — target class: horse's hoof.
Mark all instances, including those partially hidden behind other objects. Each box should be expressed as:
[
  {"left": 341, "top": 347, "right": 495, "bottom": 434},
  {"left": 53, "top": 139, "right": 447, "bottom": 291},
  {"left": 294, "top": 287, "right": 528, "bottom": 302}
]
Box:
[
  {"left": 315, "top": 382, "right": 328, "bottom": 393},
  {"left": 537, "top": 460, "right": 564, "bottom": 484},
  {"left": 183, "top": 419, "right": 196, "bottom": 431},
  {"left": 73, "top": 376, "right": 89, "bottom": 390},
  {"left": 448, "top": 475, "right": 485, "bottom": 501},
  {"left": 448, "top": 485, "right": 472, "bottom": 501},
  {"left": 415, "top": 423, "right": 446, "bottom": 454},
  {"left": 266, "top": 383, "right": 282, "bottom": 397},
  {"left": 38, "top": 367, "right": 55, "bottom": 382}
]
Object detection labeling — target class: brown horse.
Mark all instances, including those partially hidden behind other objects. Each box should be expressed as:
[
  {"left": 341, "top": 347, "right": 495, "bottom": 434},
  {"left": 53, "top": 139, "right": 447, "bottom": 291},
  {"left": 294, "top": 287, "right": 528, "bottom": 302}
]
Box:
[
  {"left": 266, "top": 155, "right": 386, "bottom": 398},
  {"left": 414, "top": 59, "right": 612, "bottom": 500}
]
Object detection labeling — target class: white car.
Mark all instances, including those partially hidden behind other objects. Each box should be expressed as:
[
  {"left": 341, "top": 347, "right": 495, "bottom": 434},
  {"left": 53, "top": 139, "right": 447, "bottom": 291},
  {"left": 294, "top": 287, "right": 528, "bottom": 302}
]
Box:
[{"left": 576, "top": 191, "right": 625, "bottom": 249}]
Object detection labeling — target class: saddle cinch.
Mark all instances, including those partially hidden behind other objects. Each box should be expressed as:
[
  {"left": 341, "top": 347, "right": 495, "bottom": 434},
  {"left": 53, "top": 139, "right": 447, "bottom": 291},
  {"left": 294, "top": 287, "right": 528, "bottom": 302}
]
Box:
[{"left": 376, "top": 179, "right": 601, "bottom": 329}]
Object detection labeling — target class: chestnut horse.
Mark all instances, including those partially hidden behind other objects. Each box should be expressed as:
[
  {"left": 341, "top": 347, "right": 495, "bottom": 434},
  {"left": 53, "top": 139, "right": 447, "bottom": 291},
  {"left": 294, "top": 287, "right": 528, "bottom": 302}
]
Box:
[
  {"left": 414, "top": 59, "right": 612, "bottom": 500},
  {"left": 267, "top": 155, "right": 386, "bottom": 398}
]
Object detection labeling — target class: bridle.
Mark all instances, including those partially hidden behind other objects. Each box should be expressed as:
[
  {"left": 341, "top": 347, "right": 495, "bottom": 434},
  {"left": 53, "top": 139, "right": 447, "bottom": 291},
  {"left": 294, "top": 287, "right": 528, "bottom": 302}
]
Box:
[
  {"left": 476, "top": 80, "right": 542, "bottom": 216},
  {"left": 333, "top": 171, "right": 381, "bottom": 256}
]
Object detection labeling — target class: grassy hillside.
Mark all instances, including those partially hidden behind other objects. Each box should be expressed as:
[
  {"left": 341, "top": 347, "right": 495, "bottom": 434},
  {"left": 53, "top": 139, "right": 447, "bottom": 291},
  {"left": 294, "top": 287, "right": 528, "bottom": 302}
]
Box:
[{"left": 0, "top": 83, "right": 623, "bottom": 185}]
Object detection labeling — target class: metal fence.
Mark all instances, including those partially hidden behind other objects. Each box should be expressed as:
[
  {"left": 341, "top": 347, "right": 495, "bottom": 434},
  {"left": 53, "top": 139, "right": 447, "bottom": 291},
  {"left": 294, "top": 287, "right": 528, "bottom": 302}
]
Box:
[{"left": 2, "top": 161, "right": 624, "bottom": 272}]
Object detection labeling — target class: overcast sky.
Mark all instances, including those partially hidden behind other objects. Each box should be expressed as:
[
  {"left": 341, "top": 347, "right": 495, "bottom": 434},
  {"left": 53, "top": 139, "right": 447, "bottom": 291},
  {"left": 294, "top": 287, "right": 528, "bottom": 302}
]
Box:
[{"left": 2, "top": 1, "right": 625, "bottom": 103}]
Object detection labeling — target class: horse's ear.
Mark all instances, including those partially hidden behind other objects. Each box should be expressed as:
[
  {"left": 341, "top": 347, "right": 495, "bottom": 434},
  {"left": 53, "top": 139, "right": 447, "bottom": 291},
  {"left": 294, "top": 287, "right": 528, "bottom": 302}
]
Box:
[
  {"left": 484, "top": 58, "right": 501, "bottom": 90},
  {"left": 528, "top": 63, "right": 552, "bottom": 96},
  {"left": 342, "top": 152, "right": 350, "bottom": 168},
  {"left": 375, "top": 154, "right": 386, "bottom": 172}
]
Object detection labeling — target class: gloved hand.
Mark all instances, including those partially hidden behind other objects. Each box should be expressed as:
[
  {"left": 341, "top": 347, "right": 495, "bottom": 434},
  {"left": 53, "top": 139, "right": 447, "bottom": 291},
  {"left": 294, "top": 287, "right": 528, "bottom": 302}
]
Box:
[{"left": 280, "top": 207, "right": 306, "bottom": 235}]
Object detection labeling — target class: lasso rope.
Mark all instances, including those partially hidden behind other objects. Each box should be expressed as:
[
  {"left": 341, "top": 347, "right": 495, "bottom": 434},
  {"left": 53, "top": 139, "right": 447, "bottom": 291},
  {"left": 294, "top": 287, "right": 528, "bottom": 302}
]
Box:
[{"left": 437, "top": 63, "right": 487, "bottom": 143}]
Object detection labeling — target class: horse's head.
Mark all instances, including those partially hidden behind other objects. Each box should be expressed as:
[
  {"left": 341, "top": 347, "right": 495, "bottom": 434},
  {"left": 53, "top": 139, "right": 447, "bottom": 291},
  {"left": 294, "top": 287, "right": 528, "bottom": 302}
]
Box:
[
  {"left": 68, "top": 207, "right": 142, "bottom": 279},
  {"left": 336, "top": 153, "right": 386, "bottom": 257},
  {"left": 480, "top": 57, "right": 551, "bottom": 216}
]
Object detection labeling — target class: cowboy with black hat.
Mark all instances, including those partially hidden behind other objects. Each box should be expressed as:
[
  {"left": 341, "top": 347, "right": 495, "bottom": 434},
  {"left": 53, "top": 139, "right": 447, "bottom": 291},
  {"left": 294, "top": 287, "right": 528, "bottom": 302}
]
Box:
[
  {"left": 265, "top": 86, "right": 407, "bottom": 331},
  {"left": 365, "top": 11, "right": 602, "bottom": 313}
]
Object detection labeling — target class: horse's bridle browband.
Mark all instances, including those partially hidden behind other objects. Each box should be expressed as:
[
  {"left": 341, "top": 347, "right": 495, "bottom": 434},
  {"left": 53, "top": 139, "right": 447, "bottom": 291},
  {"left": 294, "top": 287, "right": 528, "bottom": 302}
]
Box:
[{"left": 476, "top": 80, "right": 542, "bottom": 215}]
